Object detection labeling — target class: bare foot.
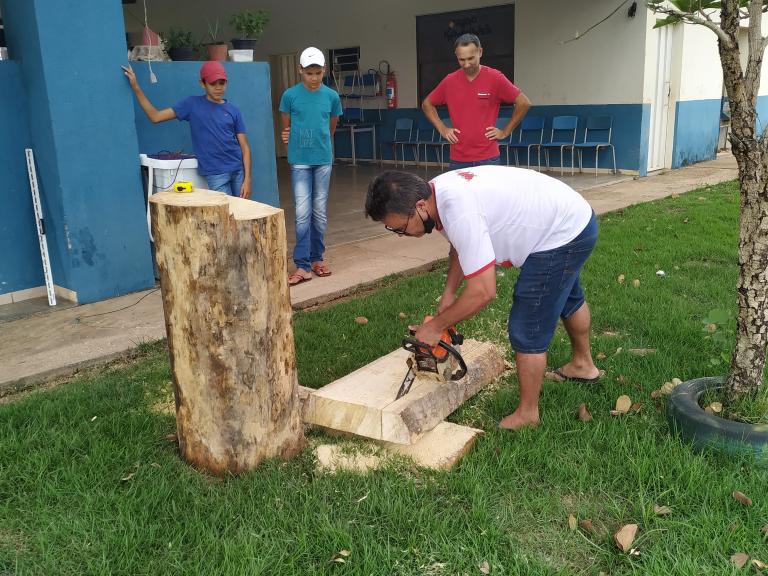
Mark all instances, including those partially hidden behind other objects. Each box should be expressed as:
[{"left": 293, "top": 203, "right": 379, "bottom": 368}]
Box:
[{"left": 499, "top": 408, "right": 540, "bottom": 430}]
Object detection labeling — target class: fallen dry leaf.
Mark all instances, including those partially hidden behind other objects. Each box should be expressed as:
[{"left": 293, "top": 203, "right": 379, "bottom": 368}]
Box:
[
  {"left": 650, "top": 389, "right": 662, "bottom": 399},
  {"left": 596, "top": 352, "right": 606, "bottom": 360},
  {"left": 630, "top": 402, "right": 643, "bottom": 413},
  {"left": 710, "top": 402, "right": 723, "bottom": 414},
  {"left": 629, "top": 348, "right": 657, "bottom": 356},
  {"left": 577, "top": 403, "right": 593, "bottom": 422},
  {"left": 632, "top": 279, "right": 641, "bottom": 288},
  {"left": 121, "top": 472, "right": 136, "bottom": 482},
  {"left": 398, "top": 312, "right": 407, "bottom": 319},
  {"left": 613, "top": 524, "right": 638, "bottom": 552},
  {"left": 164, "top": 433, "right": 177, "bottom": 443},
  {"left": 705, "top": 323, "right": 717, "bottom": 332},
  {"left": 568, "top": 514, "right": 578, "bottom": 531},
  {"left": 653, "top": 504, "right": 672, "bottom": 516},
  {"left": 610, "top": 410, "right": 622, "bottom": 416},
  {"left": 615, "top": 395, "right": 632, "bottom": 414},
  {"left": 616, "top": 374, "right": 626, "bottom": 383},
  {"left": 479, "top": 560, "right": 490, "bottom": 574},
  {"left": 579, "top": 519, "right": 596, "bottom": 534},
  {"left": 603, "top": 331, "right": 619, "bottom": 336},
  {"left": 731, "top": 552, "right": 749, "bottom": 568},
  {"left": 354, "top": 316, "right": 369, "bottom": 325},
  {"left": 732, "top": 491, "right": 753, "bottom": 506},
  {"left": 617, "top": 274, "right": 625, "bottom": 284},
  {"left": 761, "top": 524, "right": 768, "bottom": 535},
  {"left": 752, "top": 559, "right": 768, "bottom": 569},
  {"left": 151, "top": 462, "right": 161, "bottom": 469}
]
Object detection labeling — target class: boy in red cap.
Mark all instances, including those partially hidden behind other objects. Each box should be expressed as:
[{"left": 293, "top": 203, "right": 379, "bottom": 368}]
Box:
[{"left": 122, "top": 61, "right": 251, "bottom": 198}]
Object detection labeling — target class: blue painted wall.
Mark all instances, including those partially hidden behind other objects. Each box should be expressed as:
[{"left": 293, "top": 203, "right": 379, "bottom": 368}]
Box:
[
  {"left": 0, "top": 62, "right": 42, "bottom": 295},
  {"left": 129, "top": 61, "right": 279, "bottom": 207},
  {"left": 671, "top": 98, "right": 720, "bottom": 168},
  {"left": 2, "top": 0, "right": 154, "bottom": 303},
  {"left": 337, "top": 104, "right": 648, "bottom": 173}
]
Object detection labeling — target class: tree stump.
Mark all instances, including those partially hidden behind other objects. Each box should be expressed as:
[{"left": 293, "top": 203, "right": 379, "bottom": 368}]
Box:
[{"left": 149, "top": 190, "right": 304, "bottom": 475}]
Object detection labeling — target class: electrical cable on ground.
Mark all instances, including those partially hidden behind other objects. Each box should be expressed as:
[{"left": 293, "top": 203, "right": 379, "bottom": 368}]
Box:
[{"left": 74, "top": 288, "right": 160, "bottom": 324}]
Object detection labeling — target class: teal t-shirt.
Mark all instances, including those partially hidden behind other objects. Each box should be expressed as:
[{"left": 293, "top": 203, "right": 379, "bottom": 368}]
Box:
[{"left": 279, "top": 84, "right": 343, "bottom": 165}]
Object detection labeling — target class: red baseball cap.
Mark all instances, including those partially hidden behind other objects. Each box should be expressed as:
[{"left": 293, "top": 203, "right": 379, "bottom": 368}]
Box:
[{"left": 200, "top": 61, "right": 227, "bottom": 83}]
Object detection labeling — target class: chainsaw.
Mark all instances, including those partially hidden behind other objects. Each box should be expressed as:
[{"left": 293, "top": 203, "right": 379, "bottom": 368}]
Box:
[{"left": 395, "top": 317, "right": 467, "bottom": 400}]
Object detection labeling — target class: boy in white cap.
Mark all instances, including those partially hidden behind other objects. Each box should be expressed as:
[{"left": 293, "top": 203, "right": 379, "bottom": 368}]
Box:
[{"left": 279, "top": 47, "right": 343, "bottom": 285}]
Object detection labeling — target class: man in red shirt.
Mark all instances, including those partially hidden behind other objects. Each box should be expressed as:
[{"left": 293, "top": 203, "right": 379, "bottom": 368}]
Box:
[{"left": 422, "top": 34, "right": 530, "bottom": 169}]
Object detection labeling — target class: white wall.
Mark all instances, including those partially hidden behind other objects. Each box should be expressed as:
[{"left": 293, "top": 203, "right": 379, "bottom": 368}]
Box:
[
  {"left": 678, "top": 23, "right": 722, "bottom": 101},
  {"left": 126, "top": 0, "right": 503, "bottom": 109},
  {"left": 515, "top": 0, "right": 647, "bottom": 105},
  {"left": 125, "top": 0, "right": 649, "bottom": 108}
]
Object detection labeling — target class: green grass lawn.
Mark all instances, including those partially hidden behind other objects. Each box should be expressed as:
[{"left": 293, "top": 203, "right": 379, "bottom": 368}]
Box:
[{"left": 2, "top": 181, "right": 767, "bottom": 575}]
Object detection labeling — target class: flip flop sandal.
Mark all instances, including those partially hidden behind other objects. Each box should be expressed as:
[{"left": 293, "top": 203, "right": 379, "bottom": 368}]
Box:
[
  {"left": 311, "top": 263, "right": 332, "bottom": 277},
  {"left": 546, "top": 367, "right": 605, "bottom": 384},
  {"left": 288, "top": 272, "right": 312, "bottom": 286}
]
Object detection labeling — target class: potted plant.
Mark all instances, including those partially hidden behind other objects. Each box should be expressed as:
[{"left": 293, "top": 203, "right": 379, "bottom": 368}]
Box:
[
  {"left": 229, "top": 9, "right": 270, "bottom": 51},
  {"left": 162, "top": 28, "right": 198, "bottom": 61},
  {"left": 204, "top": 18, "right": 228, "bottom": 61},
  {"left": 649, "top": 0, "right": 768, "bottom": 463}
]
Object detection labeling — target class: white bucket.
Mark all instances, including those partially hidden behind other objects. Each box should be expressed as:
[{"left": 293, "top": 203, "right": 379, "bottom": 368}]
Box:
[{"left": 228, "top": 49, "right": 253, "bottom": 62}]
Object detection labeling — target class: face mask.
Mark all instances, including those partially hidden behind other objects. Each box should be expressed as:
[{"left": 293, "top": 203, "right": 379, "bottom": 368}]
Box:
[{"left": 418, "top": 208, "right": 435, "bottom": 234}]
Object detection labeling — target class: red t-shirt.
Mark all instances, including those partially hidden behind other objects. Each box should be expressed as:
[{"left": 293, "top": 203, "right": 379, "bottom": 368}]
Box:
[{"left": 427, "top": 66, "right": 521, "bottom": 162}]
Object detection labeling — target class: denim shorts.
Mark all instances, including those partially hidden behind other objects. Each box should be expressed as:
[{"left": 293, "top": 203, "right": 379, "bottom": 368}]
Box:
[
  {"left": 448, "top": 155, "right": 501, "bottom": 170},
  {"left": 508, "top": 213, "right": 598, "bottom": 353}
]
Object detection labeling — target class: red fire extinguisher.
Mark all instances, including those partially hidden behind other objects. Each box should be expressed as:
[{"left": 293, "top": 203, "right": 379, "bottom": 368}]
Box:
[
  {"left": 379, "top": 60, "right": 397, "bottom": 109},
  {"left": 386, "top": 71, "right": 398, "bottom": 109}
]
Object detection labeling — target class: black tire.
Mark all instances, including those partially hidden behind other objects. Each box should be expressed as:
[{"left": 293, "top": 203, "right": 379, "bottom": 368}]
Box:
[{"left": 666, "top": 376, "right": 768, "bottom": 464}]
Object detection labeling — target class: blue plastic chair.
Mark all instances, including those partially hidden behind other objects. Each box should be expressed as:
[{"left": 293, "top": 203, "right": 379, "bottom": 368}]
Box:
[
  {"left": 411, "top": 118, "right": 437, "bottom": 167},
  {"left": 542, "top": 115, "right": 579, "bottom": 175},
  {"left": 506, "top": 116, "right": 545, "bottom": 169},
  {"left": 387, "top": 118, "right": 414, "bottom": 166},
  {"left": 574, "top": 116, "right": 616, "bottom": 175},
  {"left": 494, "top": 116, "right": 512, "bottom": 165}
]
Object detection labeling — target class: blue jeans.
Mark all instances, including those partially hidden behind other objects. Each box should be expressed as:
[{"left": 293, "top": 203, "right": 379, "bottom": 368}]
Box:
[
  {"left": 291, "top": 164, "right": 332, "bottom": 272},
  {"left": 448, "top": 155, "right": 501, "bottom": 170},
  {"left": 508, "top": 213, "right": 598, "bottom": 353},
  {"left": 206, "top": 170, "right": 244, "bottom": 197}
]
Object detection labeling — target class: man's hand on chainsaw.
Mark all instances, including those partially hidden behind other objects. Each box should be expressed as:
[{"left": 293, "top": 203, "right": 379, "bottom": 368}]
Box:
[{"left": 410, "top": 319, "right": 444, "bottom": 348}]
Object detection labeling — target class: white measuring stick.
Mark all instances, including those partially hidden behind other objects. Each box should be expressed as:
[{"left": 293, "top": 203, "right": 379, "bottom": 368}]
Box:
[{"left": 25, "top": 149, "right": 56, "bottom": 306}]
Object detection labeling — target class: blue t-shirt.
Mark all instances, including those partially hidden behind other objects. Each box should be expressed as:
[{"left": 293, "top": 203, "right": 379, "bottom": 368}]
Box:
[
  {"left": 279, "top": 84, "right": 342, "bottom": 165},
  {"left": 172, "top": 96, "right": 246, "bottom": 176}
]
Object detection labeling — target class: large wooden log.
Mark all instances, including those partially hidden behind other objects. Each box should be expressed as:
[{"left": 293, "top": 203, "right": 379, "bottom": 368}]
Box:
[
  {"left": 150, "top": 189, "right": 304, "bottom": 474},
  {"left": 304, "top": 339, "right": 506, "bottom": 444}
]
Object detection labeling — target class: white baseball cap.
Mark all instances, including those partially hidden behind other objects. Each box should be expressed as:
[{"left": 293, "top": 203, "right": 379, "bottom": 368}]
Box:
[{"left": 300, "top": 47, "right": 325, "bottom": 68}]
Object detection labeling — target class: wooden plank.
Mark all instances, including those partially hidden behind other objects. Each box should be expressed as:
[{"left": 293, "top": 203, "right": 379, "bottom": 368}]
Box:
[
  {"left": 304, "top": 339, "right": 505, "bottom": 444},
  {"left": 315, "top": 421, "right": 484, "bottom": 472}
]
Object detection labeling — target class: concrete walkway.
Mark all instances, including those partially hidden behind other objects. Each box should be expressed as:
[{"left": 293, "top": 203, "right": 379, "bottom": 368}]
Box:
[{"left": 0, "top": 154, "right": 738, "bottom": 395}]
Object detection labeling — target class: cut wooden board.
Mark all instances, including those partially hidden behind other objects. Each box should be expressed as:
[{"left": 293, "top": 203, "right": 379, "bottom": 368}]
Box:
[
  {"left": 315, "top": 421, "right": 483, "bottom": 472},
  {"left": 304, "top": 339, "right": 505, "bottom": 444}
]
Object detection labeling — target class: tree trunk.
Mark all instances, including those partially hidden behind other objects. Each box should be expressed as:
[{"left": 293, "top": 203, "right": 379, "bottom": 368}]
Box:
[
  {"left": 149, "top": 190, "right": 304, "bottom": 475},
  {"left": 717, "top": 2, "right": 768, "bottom": 401}
]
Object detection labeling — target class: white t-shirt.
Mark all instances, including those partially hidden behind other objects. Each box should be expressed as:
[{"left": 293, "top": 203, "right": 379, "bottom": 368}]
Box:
[{"left": 431, "top": 166, "right": 593, "bottom": 277}]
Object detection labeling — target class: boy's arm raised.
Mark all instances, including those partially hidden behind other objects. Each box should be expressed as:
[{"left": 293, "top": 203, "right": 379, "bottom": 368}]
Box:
[{"left": 121, "top": 65, "right": 176, "bottom": 124}]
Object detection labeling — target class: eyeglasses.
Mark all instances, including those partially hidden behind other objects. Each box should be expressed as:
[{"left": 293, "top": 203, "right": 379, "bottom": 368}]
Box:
[{"left": 385, "top": 210, "right": 413, "bottom": 236}]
